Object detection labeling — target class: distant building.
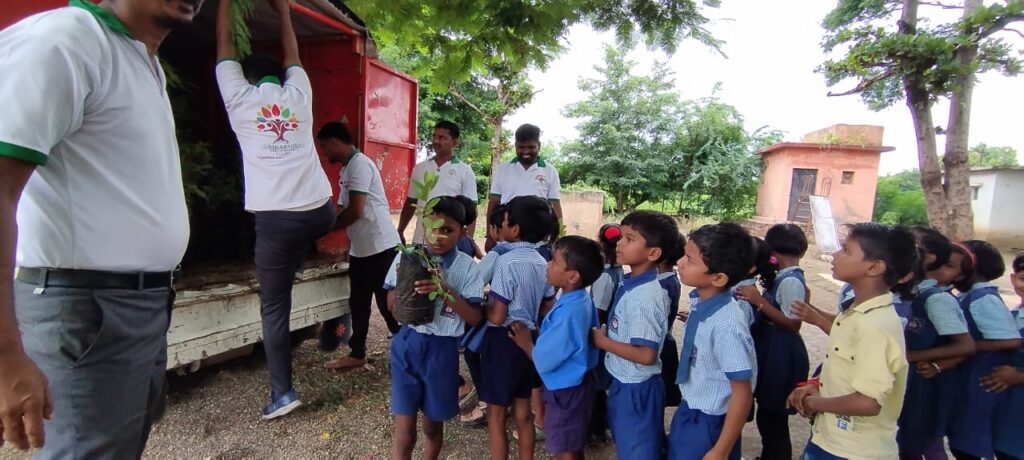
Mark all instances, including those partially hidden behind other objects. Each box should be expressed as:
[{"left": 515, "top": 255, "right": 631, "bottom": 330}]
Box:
[
  {"left": 970, "top": 167, "right": 1024, "bottom": 249},
  {"left": 753, "top": 124, "right": 894, "bottom": 227}
]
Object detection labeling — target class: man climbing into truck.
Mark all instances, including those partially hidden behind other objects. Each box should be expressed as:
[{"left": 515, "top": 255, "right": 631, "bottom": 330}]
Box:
[{"left": 216, "top": 0, "right": 336, "bottom": 420}]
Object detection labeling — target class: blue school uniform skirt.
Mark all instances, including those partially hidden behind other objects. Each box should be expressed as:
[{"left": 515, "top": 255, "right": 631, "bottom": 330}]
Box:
[
  {"left": 993, "top": 351, "right": 1024, "bottom": 458},
  {"left": 607, "top": 375, "right": 665, "bottom": 460},
  {"left": 667, "top": 401, "right": 741, "bottom": 460},
  {"left": 948, "top": 350, "right": 1016, "bottom": 458},
  {"left": 752, "top": 323, "right": 809, "bottom": 413}
]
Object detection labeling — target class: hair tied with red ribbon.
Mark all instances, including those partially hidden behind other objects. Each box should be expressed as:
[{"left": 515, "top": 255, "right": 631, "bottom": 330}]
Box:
[{"left": 602, "top": 225, "right": 622, "bottom": 241}]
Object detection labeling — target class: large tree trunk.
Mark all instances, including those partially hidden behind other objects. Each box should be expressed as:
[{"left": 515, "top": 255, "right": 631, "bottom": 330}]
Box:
[
  {"left": 941, "top": 0, "right": 982, "bottom": 240},
  {"left": 900, "top": 0, "right": 952, "bottom": 234},
  {"left": 488, "top": 115, "right": 503, "bottom": 189}
]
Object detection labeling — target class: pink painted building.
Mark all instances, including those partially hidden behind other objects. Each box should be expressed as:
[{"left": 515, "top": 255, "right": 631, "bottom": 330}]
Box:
[{"left": 753, "top": 125, "right": 894, "bottom": 226}]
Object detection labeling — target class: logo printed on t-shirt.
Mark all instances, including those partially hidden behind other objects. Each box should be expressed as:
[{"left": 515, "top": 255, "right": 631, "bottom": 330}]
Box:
[
  {"left": 535, "top": 174, "right": 546, "bottom": 184},
  {"left": 255, "top": 104, "right": 299, "bottom": 143}
]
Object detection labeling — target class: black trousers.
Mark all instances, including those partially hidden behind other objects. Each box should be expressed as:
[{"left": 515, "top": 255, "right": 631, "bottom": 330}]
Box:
[
  {"left": 254, "top": 201, "right": 336, "bottom": 397},
  {"left": 323, "top": 246, "right": 400, "bottom": 359},
  {"left": 756, "top": 407, "right": 793, "bottom": 460}
]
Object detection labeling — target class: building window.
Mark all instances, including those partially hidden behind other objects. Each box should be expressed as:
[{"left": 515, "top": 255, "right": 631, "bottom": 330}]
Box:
[
  {"left": 971, "top": 185, "right": 980, "bottom": 201},
  {"left": 841, "top": 171, "right": 855, "bottom": 184}
]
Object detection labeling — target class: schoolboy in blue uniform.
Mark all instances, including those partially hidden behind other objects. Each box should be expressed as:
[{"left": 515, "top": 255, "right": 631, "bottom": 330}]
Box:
[
  {"left": 383, "top": 196, "right": 484, "bottom": 459},
  {"left": 668, "top": 223, "right": 756, "bottom": 460},
  {"left": 509, "top": 235, "right": 603, "bottom": 459},
  {"left": 591, "top": 211, "right": 677, "bottom": 459},
  {"left": 480, "top": 195, "right": 557, "bottom": 459}
]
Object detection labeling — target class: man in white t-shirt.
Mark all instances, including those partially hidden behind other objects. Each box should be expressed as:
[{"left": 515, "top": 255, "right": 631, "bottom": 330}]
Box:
[
  {"left": 0, "top": 0, "right": 201, "bottom": 456},
  {"left": 485, "top": 123, "right": 562, "bottom": 250},
  {"left": 397, "top": 120, "right": 478, "bottom": 246},
  {"left": 316, "top": 122, "right": 402, "bottom": 371},
  {"left": 215, "top": 0, "right": 335, "bottom": 420}
]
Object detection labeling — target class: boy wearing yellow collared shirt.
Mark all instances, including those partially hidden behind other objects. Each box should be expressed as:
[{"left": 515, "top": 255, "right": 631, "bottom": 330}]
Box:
[{"left": 787, "top": 223, "right": 916, "bottom": 460}]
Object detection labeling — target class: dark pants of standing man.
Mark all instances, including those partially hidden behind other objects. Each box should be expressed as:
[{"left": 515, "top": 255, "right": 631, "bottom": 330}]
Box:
[
  {"left": 15, "top": 281, "right": 174, "bottom": 460},
  {"left": 254, "top": 201, "right": 336, "bottom": 398},
  {"left": 322, "top": 246, "right": 400, "bottom": 359}
]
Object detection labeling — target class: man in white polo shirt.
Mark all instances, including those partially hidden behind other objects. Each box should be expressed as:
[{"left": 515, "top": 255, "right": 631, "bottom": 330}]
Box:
[
  {"left": 397, "top": 120, "right": 478, "bottom": 246},
  {"left": 485, "top": 123, "right": 563, "bottom": 250},
  {"left": 316, "top": 122, "right": 402, "bottom": 370},
  {"left": 215, "top": 0, "right": 335, "bottom": 420},
  {"left": 0, "top": 0, "right": 201, "bottom": 456}
]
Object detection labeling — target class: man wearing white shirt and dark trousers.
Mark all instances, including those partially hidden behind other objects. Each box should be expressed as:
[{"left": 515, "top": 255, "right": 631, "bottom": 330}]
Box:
[
  {"left": 216, "top": 0, "right": 335, "bottom": 420},
  {"left": 316, "top": 122, "right": 402, "bottom": 371},
  {"left": 485, "top": 124, "right": 562, "bottom": 251},
  {"left": 0, "top": 0, "right": 202, "bottom": 457},
  {"left": 397, "top": 120, "right": 478, "bottom": 248}
]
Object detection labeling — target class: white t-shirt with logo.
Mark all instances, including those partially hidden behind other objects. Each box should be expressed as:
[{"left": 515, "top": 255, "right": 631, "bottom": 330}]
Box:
[
  {"left": 1, "top": 5, "right": 189, "bottom": 271},
  {"left": 216, "top": 61, "right": 331, "bottom": 212},
  {"left": 489, "top": 158, "right": 561, "bottom": 204},
  {"left": 408, "top": 157, "right": 477, "bottom": 243},
  {"left": 339, "top": 151, "right": 401, "bottom": 258}
]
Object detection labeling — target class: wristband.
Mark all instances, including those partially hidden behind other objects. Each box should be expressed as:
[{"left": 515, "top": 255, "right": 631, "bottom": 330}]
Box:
[
  {"left": 797, "top": 378, "right": 820, "bottom": 388},
  {"left": 930, "top": 361, "right": 941, "bottom": 373}
]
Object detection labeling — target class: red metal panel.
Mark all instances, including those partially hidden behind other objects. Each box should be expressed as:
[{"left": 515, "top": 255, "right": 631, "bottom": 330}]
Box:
[
  {"left": 362, "top": 141, "right": 415, "bottom": 211},
  {"left": 1, "top": 0, "right": 75, "bottom": 29},
  {"left": 364, "top": 59, "right": 418, "bottom": 148}
]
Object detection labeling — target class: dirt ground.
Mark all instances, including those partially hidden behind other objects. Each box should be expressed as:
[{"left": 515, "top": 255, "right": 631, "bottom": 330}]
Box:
[{"left": 3, "top": 246, "right": 1018, "bottom": 459}]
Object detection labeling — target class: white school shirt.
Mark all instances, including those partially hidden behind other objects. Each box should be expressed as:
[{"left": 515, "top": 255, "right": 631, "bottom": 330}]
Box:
[
  {"left": 338, "top": 151, "right": 401, "bottom": 258},
  {"left": 489, "top": 157, "right": 561, "bottom": 204},
  {"left": 407, "top": 156, "right": 477, "bottom": 243},
  {"left": 1, "top": 2, "right": 189, "bottom": 271},
  {"left": 216, "top": 60, "right": 331, "bottom": 212}
]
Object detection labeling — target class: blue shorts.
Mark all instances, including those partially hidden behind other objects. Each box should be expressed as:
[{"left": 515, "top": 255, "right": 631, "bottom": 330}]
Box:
[
  {"left": 802, "top": 440, "right": 847, "bottom": 460},
  {"left": 542, "top": 375, "right": 595, "bottom": 454},
  {"left": 607, "top": 375, "right": 665, "bottom": 459},
  {"left": 478, "top": 326, "right": 539, "bottom": 406},
  {"left": 389, "top": 326, "right": 460, "bottom": 421},
  {"left": 667, "top": 402, "right": 740, "bottom": 460}
]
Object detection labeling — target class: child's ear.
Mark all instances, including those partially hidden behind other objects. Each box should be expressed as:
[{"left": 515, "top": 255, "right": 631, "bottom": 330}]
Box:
[
  {"left": 646, "top": 247, "right": 663, "bottom": 263},
  {"left": 866, "top": 259, "right": 887, "bottom": 279},
  {"left": 568, "top": 270, "right": 581, "bottom": 286},
  {"left": 710, "top": 272, "right": 729, "bottom": 289}
]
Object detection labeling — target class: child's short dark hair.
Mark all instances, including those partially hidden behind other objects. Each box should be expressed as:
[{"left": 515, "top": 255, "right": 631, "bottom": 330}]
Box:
[
  {"left": 552, "top": 236, "right": 604, "bottom": 288},
  {"left": 487, "top": 204, "right": 506, "bottom": 230},
  {"left": 962, "top": 240, "right": 1005, "bottom": 282},
  {"left": 434, "top": 120, "right": 460, "bottom": 139},
  {"left": 506, "top": 196, "right": 555, "bottom": 243},
  {"left": 430, "top": 196, "right": 467, "bottom": 226},
  {"left": 620, "top": 211, "right": 680, "bottom": 264},
  {"left": 752, "top": 237, "right": 777, "bottom": 289},
  {"left": 454, "top": 195, "right": 477, "bottom": 225},
  {"left": 317, "top": 122, "right": 354, "bottom": 144},
  {"left": 514, "top": 124, "right": 541, "bottom": 143},
  {"left": 1014, "top": 252, "right": 1024, "bottom": 273},
  {"left": 598, "top": 223, "right": 622, "bottom": 266},
  {"left": 688, "top": 222, "right": 754, "bottom": 289},
  {"left": 661, "top": 232, "right": 687, "bottom": 267},
  {"left": 846, "top": 223, "right": 918, "bottom": 291},
  {"left": 765, "top": 223, "right": 808, "bottom": 257},
  {"left": 910, "top": 225, "right": 952, "bottom": 271}
]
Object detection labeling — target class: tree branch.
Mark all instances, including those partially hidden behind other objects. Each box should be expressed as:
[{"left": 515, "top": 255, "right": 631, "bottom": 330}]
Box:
[
  {"left": 449, "top": 87, "right": 488, "bottom": 118},
  {"left": 979, "top": 13, "right": 1024, "bottom": 39},
  {"left": 827, "top": 68, "right": 897, "bottom": 97},
  {"left": 999, "top": 27, "right": 1024, "bottom": 39},
  {"left": 920, "top": 1, "right": 963, "bottom": 9}
]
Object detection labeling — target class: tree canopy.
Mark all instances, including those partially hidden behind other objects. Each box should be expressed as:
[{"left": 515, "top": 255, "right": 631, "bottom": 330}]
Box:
[{"left": 968, "top": 143, "right": 1019, "bottom": 168}]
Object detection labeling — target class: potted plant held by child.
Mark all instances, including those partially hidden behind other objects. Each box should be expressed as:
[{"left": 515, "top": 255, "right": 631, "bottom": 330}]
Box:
[{"left": 393, "top": 171, "right": 455, "bottom": 324}]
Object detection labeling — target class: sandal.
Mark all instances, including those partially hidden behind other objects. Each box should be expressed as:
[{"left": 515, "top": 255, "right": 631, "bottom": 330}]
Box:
[
  {"left": 459, "top": 403, "right": 487, "bottom": 426},
  {"left": 458, "top": 385, "right": 477, "bottom": 410},
  {"left": 512, "top": 423, "right": 545, "bottom": 441}
]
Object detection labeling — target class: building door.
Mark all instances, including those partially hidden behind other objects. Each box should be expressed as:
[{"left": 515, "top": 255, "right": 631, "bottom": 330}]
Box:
[{"left": 787, "top": 168, "right": 818, "bottom": 222}]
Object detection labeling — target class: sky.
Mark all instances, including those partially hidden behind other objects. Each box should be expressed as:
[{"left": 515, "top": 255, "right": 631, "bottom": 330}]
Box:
[{"left": 505, "top": 1, "right": 1024, "bottom": 175}]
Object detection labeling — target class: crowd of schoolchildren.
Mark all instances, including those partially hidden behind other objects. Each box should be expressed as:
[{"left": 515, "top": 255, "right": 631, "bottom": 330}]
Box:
[{"left": 380, "top": 191, "right": 1024, "bottom": 460}]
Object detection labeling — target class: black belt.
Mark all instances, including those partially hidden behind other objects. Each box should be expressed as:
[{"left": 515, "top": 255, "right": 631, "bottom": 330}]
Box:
[{"left": 16, "top": 267, "right": 179, "bottom": 290}]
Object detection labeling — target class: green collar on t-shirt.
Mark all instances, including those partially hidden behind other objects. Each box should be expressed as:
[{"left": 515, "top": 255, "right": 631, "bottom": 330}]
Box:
[
  {"left": 341, "top": 149, "right": 361, "bottom": 166},
  {"left": 70, "top": 0, "right": 133, "bottom": 38},
  {"left": 257, "top": 76, "right": 282, "bottom": 86}
]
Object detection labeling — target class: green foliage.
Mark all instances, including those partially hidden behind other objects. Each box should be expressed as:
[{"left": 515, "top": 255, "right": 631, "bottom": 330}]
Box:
[
  {"left": 874, "top": 170, "right": 929, "bottom": 226},
  {"left": 231, "top": 0, "right": 257, "bottom": 58},
  {"left": 561, "top": 47, "right": 777, "bottom": 217},
  {"left": 968, "top": 143, "right": 1019, "bottom": 168},
  {"left": 819, "top": 0, "right": 1023, "bottom": 111},
  {"left": 396, "top": 171, "right": 454, "bottom": 303}
]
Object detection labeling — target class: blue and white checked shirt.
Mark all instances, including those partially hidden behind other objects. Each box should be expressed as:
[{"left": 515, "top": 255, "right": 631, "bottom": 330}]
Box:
[
  {"left": 605, "top": 270, "right": 670, "bottom": 383},
  {"left": 383, "top": 249, "right": 483, "bottom": 337},
  {"left": 917, "top": 279, "right": 968, "bottom": 335},
  {"left": 678, "top": 294, "right": 757, "bottom": 416},
  {"left": 962, "top": 282, "right": 1022, "bottom": 340},
  {"left": 774, "top": 266, "right": 805, "bottom": 318},
  {"left": 490, "top": 242, "right": 550, "bottom": 330},
  {"left": 731, "top": 278, "right": 758, "bottom": 328},
  {"left": 592, "top": 264, "right": 623, "bottom": 312}
]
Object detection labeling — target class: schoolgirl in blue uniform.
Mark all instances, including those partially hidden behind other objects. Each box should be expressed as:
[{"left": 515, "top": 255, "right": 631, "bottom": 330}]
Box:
[
  {"left": 736, "top": 223, "right": 810, "bottom": 460},
  {"left": 895, "top": 233, "right": 975, "bottom": 459},
  {"left": 587, "top": 223, "right": 624, "bottom": 443},
  {"left": 983, "top": 252, "right": 1024, "bottom": 460},
  {"left": 947, "top": 241, "right": 1023, "bottom": 460},
  {"left": 658, "top": 232, "right": 686, "bottom": 408}
]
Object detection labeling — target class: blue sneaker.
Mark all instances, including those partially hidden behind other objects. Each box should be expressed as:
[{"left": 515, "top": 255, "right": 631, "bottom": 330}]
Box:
[{"left": 262, "top": 390, "right": 302, "bottom": 420}]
